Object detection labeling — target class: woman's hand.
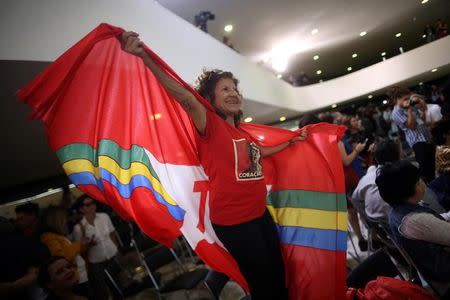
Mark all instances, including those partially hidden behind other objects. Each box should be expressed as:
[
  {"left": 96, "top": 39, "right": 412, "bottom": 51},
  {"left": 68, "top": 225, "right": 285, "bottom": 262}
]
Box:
[
  {"left": 290, "top": 129, "right": 308, "bottom": 144},
  {"left": 121, "top": 31, "right": 146, "bottom": 58},
  {"left": 354, "top": 143, "right": 365, "bottom": 153}
]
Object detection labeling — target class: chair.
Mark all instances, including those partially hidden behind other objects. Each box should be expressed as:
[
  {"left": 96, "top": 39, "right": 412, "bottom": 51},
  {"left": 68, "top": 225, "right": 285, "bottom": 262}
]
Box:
[
  {"left": 377, "top": 222, "right": 450, "bottom": 298},
  {"left": 204, "top": 270, "right": 229, "bottom": 300}
]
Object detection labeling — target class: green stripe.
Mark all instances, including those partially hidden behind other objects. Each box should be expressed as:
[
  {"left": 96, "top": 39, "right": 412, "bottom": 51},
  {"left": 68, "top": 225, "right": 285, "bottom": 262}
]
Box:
[
  {"left": 56, "top": 140, "right": 160, "bottom": 181},
  {"left": 267, "top": 190, "right": 347, "bottom": 212}
]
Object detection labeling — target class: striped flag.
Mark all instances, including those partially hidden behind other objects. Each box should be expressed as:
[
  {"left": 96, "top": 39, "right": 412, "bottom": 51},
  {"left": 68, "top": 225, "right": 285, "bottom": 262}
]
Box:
[{"left": 18, "top": 23, "right": 347, "bottom": 299}]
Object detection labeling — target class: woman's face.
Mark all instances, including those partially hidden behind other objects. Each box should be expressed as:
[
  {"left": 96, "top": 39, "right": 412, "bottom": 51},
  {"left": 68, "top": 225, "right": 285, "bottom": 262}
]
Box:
[
  {"left": 350, "top": 117, "right": 359, "bottom": 130},
  {"left": 212, "top": 78, "right": 242, "bottom": 116},
  {"left": 47, "top": 259, "right": 79, "bottom": 290}
]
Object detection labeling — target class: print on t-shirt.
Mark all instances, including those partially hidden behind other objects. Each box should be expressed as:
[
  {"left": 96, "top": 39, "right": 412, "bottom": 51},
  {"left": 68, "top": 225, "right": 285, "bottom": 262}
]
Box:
[{"left": 232, "top": 138, "right": 264, "bottom": 181}]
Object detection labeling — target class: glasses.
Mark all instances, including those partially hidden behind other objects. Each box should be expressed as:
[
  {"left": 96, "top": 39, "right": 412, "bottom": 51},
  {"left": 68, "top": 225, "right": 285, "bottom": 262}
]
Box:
[{"left": 83, "top": 201, "right": 95, "bottom": 207}]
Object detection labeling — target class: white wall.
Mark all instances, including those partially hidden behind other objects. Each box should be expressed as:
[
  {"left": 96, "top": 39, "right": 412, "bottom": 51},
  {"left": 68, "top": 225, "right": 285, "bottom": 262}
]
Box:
[{"left": 1, "top": 0, "right": 450, "bottom": 112}]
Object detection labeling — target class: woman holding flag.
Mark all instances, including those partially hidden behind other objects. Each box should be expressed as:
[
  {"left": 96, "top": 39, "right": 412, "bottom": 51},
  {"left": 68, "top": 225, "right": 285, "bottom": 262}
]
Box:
[{"left": 121, "top": 31, "right": 306, "bottom": 299}]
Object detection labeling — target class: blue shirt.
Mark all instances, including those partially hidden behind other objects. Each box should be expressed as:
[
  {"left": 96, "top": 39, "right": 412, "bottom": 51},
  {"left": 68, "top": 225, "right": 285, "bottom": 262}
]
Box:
[{"left": 391, "top": 105, "right": 431, "bottom": 147}]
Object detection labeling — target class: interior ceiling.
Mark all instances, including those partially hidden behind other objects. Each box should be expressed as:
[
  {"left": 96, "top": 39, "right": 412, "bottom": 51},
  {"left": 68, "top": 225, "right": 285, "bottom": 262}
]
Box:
[{"left": 157, "top": 0, "right": 450, "bottom": 80}]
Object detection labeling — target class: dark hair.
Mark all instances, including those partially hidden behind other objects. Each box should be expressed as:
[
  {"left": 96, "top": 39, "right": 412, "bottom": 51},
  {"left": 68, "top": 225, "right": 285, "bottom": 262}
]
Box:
[
  {"left": 37, "top": 256, "right": 66, "bottom": 288},
  {"left": 375, "top": 160, "right": 421, "bottom": 206},
  {"left": 386, "top": 86, "right": 410, "bottom": 102},
  {"left": 431, "top": 118, "right": 450, "bottom": 146},
  {"left": 298, "top": 114, "right": 320, "bottom": 128},
  {"left": 73, "top": 194, "right": 91, "bottom": 212},
  {"left": 373, "top": 139, "right": 400, "bottom": 165},
  {"left": 195, "top": 69, "right": 243, "bottom": 125},
  {"left": 15, "top": 202, "right": 39, "bottom": 216}
]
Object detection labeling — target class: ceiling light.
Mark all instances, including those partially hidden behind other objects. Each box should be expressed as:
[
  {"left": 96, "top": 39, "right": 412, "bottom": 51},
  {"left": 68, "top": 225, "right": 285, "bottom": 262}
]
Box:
[
  {"left": 244, "top": 117, "right": 253, "bottom": 123},
  {"left": 224, "top": 24, "right": 233, "bottom": 32},
  {"left": 279, "top": 116, "right": 286, "bottom": 122},
  {"left": 381, "top": 52, "right": 386, "bottom": 56},
  {"left": 316, "top": 70, "right": 322, "bottom": 75},
  {"left": 311, "top": 28, "right": 319, "bottom": 35},
  {"left": 395, "top": 32, "right": 402, "bottom": 38},
  {"left": 277, "top": 74, "right": 282, "bottom": 79},
  {"left": 347, "top": 67, "right": 352, "bottom": 71},
  {"left": 313, "top": 55, "right": 319, "bottom": 60},
  {"left": 421, "top": 0, "right": 429, "bottom": 4},
  {"left": 331, "top": 104, "right": 337, "bottom": 108},
  {"left": 269, "top": 39, "right": 310, "bottom": 72},
  {"left": 352, "top": 53, "right": 358, "bottom": 58},
  {"left": 422, "top": 34, "right": 426, "bottom": 38},
  {"left": 383, "top": 100, "right": 388, "bottom": 105},
  {"left": 368, "top": 95, "right": 373, "bottom": 99},
  {"left": 419, "top": 82, "right": 424, "bottom": 85},
  {"left": 359, "top": 31, "right": 367, "bottom": 37},
  {"left": 431, "top": 68, "right": 438, "bottom": 72}
]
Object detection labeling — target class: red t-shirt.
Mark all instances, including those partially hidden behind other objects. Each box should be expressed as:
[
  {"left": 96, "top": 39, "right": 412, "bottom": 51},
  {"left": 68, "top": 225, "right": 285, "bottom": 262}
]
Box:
[{"left": 195, "top": 110, "right": 267, "bottom": 225}]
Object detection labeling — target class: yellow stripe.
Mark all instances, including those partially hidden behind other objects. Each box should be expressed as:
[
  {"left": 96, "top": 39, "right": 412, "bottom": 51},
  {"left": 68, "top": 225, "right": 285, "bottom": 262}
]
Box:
[
  {"left": 62, "top": 157, "right": 177, "bottom": 206},
  {"left": 267, "top": 205, "right": 347, "bottom": 231}
]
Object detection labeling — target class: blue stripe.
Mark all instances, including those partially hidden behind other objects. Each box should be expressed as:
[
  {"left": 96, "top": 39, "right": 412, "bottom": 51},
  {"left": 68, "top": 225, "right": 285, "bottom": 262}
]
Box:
[
  {"left": 277, "top": 225, "right": 347, "bottom": 252},
  {"left": 68, "top": 170, "right": 185, "bottom": 221}
]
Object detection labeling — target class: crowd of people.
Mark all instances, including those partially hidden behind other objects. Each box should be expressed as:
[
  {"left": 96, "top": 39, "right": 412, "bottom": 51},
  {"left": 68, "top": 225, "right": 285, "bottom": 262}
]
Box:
[
  {"left": 424, "top": 18, "right": 449, "bottom": 43},
  {"left": 298, "top": 78, "right": 450, "bottom": 297},
  {"left": 0, "top": 191, "right": 121, "bottom": 300}
]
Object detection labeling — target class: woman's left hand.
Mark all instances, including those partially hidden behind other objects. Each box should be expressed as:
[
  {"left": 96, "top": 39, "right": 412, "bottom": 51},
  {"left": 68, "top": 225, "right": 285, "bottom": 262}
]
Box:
[{"left": 291, "top": 129, "right": 308, "bottom": 144}]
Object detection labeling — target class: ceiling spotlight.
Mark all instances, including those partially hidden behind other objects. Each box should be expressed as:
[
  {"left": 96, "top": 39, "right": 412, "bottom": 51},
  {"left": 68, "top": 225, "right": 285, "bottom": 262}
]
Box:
[
  {"left": 382, "top": 100, "right": 388, "bottom": 105},
  {"left": 311, "top": 28, "right": 319, "bottom": 35},
  {"left": 419, "top": 82, "right": 424, "bottom": 85},
  {"left": 347, "top": 67, "right": 352, "bottom": 71},
  {"left": 224, "top": 24, "right": 233, "bottom": 32},
  {"left": 352, "top": 53, "right": 358, "bottom": 58},
  {"left": 421, "top": 0, "right": 429, "bottom": 3},
  {"left": 313, "top": 55, "right": 319, "bottom": 60},
  {"left": 359, "top": 31, "right": 367, "bottom": 37},
  {"left": 277, "top": 74, "right": 282, "bottom": 79},
  {"left": 381, "top": 52, "right": 386, "bottom": 56},
  {"left": 279, "top": 116, "right": 286, "bottom": 122},
  {"left": 316, "top": 70, "right": 322, "bottom": 75},
  {"left": 368, "top": 95, "right": 373, "bottom": 99},
  {"left": 431, "top": 68, "right": 438, "bottom": 72},
  {"left": 395, "top": 32, "right": 402, "bottom": 38},
  {"left": 244, "top": 117, "right": 253, "bottom": 123},
  {"left": 422, "top": 34, "right": 426, "bottom": 38},
  {"left": 331, "top": 104, "right": 337, "bottom": 109}
]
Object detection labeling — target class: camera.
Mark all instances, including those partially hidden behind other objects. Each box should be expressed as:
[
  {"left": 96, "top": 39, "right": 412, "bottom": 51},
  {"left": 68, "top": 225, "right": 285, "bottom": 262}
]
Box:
[
  {"left": 409, "top": 94, "right": 423, "bottom": 107},
  {"left": 194, "top": 11, "right": 215, "bottom": 32}
]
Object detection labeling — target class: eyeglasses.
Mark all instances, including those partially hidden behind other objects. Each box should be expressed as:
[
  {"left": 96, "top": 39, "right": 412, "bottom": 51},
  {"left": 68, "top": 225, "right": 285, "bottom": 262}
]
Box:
[{"left": 83, "top": 201, "right": 95, "bottom": 207}]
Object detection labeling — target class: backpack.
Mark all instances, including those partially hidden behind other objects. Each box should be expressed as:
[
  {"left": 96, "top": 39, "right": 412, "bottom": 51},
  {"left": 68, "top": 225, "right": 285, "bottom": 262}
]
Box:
[{"left": 346, "top": 277, "right": 438, "bottom": 300}]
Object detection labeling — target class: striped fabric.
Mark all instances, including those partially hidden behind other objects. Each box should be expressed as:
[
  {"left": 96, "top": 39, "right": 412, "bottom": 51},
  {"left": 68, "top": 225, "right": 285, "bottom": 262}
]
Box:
[{"left": 391, "top": 105, "right": 432, "bottom": 147}]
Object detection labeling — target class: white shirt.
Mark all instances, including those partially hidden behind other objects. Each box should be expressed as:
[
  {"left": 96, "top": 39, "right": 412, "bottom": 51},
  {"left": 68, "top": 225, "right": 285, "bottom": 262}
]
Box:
[
  {"left": 425, "top": 104, "right": 442, "bottom": 124},
  {"left": 73, "top": 213, "right": 118, "bottom": 263},
  {"left": 399, "top": 212, "right": 450, "bottom": 246},
  {"left": 351, "top": 165, "right": 391, "bottom": 222}
]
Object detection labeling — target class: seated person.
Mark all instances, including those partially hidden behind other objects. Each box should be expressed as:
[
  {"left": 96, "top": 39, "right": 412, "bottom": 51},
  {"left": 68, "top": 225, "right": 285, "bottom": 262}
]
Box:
[
  {"left": 376, "top": 160, "right": 450, "bottom": 283},
  {"left": 0, "top": 217, "right": 49, "bottom": 300},
  {"left": 40, "top": 206, "right": 90, "bottom": 297},
  {"left": 351, "top": 139, "right": 399, "bottom": 224},
  {"left": 429, "top": 118, "right": 450, "bottom": 210},
  {"left": 15, "top": 202, "right": 40, "bottom": 240},
  {"left": 38, "top": 256, "right": 87, "bottom": 300}
]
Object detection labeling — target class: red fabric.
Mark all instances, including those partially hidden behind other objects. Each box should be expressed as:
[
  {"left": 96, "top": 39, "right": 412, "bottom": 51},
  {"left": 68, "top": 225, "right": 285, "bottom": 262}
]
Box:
[
  {"left": 348, "top": 277, "right": 439, "bottom": 300},
  {"left": 17, "top": 23, "right": 348, "bottom": 298},
  {"left": 196, "top": 110, "right": 267, "bottom": 225}
]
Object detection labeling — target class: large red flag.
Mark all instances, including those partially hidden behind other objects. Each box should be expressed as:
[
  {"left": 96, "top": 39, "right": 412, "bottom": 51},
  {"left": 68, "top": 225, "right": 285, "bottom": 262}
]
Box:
[{"left": 18, "top": 23, "right": 347, "bottom": 299}]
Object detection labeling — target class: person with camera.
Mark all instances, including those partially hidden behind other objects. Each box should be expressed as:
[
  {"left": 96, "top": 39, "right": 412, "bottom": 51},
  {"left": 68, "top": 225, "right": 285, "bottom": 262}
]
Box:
[{"left": 388, "top": 86, "right": 435, "bottom": 182}]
